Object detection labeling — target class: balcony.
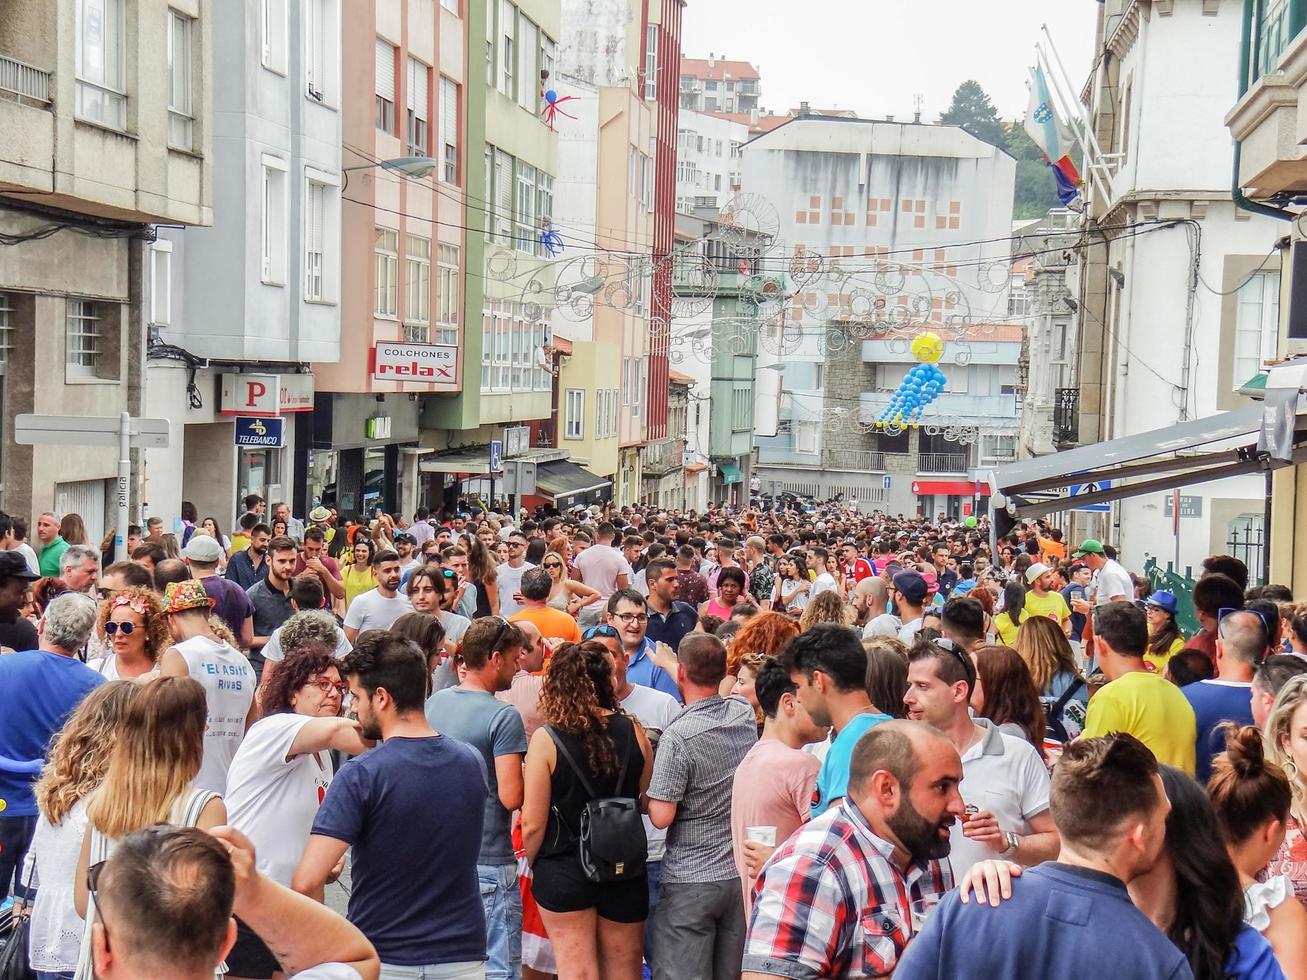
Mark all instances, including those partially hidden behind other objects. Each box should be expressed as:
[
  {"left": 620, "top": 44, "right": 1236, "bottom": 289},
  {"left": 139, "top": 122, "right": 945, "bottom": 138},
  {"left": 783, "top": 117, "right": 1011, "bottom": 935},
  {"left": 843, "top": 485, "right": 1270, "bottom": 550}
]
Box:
[
  {"left": 822, "top": 449, "right": 886, "bottom": 472},
  {"left": 0, "top": 55, "right": 51, "bottom": 104},
  {"left": 641, "top": 439, "right": 684, "bottom": 476},
  {"left": 1053, "top": 387, "right": 1080, "bottom": 446},
  {"left": 1227, "top": 4, "right": 1307, "bottom": 199},
  {"left": 756, "top": 433, "right": 821, "bottom": 467},
  {"left": 917, "top": 453, "right": 969, "bottom": 475},
  {"left": 859, "top": 391, "right": 1019, "bottom": 423}
]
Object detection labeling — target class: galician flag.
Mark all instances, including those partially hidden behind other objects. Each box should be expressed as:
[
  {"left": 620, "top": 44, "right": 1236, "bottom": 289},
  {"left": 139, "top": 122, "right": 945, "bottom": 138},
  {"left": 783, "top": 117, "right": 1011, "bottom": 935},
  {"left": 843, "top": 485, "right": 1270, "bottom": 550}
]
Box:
[{"left": 1024, "top": 65, "right": 1081, "bottom": 189}]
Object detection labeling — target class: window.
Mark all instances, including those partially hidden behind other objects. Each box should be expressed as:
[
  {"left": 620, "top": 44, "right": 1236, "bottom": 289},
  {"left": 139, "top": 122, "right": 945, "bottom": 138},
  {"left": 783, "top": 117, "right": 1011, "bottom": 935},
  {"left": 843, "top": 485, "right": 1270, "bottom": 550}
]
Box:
[
  {"left": 439, "top": 77, "right": 459, "bottom": 183},
  {"left": 66, "top": 301, "right": 104, "bottom": 379},
  {"left": 376, "top": 39, "right": 397, "bottom": 133},
  {"left": 483, "top": 146, "right": 494, "bottom": 238},
  {"left": 76, "top": 0, "right": 126, "bottom": 129},
  {"left": 535, "top": 173, "right": 554, "bottom": 257},
  {"left": 494, "top": 314, "right": 510, "bottom": 388},
  {"left": 533, "top": 321, "right": 551, "bottom": 390},
  {"left": 1235, "top": 272, "right": 1281, "bottom": 387},
  {"left": 644, "top": 24, "right": 658, "bottom": 99},
  {"left": 436, "top": 244, "right": 459, "bottom": 345},
  {"left": 517, "top": 18, "right": 538, "bottom": 112},
  {"left": 494, "top": 148, "right": 513, "bottom": 243},
  {"left": 167, "top": 12, "right": 194, "bottom": 151},
  {"left": 565, "top": 389, "right": 584, "bottom": 439},
  {"left": 305, "top": 0, "right": 329, "bottom": 103},
  {"left": 511, "top": 317, "right": 531, "bottom": 389},
  {"left": 406, "top": 58, "right": 429, "bottom": 156},
  {"left": 596, "top": 389, "right": 605, "bottom": 439},
  {"left": 374, "top": 228, "right": 398, "bottom": 317},
  {"left": 500, "top": 0, "right": 515, "bottom": 98},
  {"left": 622, "top": 357, "right": 631, "bottom": 405},
  {"left": 0, "top": 293, "right": 13, "bottom": 363},
  {"left": 515, "top": 162, "right": 536, "bottom": 252},
  {"left": 485, "top": 0, "right": 494, "bottom": 84},
  {"left": 629, "top": 147, "right": 637, "bottom": 197},
  {"left": 149, "top": 242, "right": 172, "bottom": 327},
  {"left": 261, "top": 156, "right": 288, "bottom": 284},
  {"left": 304, "top": 176, "right": 333, "bottom": 302},
  {"left": 261, "top": 0, "right": 288, "bottom": 73},
  {"left": 405, "top": 235, "right": 430, "bottom": 340},
  {"left": 481, "top": 315, "right": 493, "bottom": 388},
  {"left": 540, "top": 35, "right": 556, "bottom": 88}
]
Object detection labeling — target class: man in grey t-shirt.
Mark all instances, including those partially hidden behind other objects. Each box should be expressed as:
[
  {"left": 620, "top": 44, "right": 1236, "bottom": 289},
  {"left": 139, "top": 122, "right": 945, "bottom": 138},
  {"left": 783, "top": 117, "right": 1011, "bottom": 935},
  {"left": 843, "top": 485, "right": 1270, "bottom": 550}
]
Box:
[
  {"left": 647, "top": 633, "right": 757, "bottom": 980},
  {"left": 423, "top": 617, "right": 528, "bottom": 980}
]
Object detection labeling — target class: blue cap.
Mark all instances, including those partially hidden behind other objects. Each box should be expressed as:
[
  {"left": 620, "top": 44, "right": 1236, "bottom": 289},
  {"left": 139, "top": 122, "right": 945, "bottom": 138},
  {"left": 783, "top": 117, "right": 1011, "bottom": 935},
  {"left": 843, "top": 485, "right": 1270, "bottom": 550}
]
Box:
[{"left": 1146, "top": 590, "right": 1178, "bottom": 616}]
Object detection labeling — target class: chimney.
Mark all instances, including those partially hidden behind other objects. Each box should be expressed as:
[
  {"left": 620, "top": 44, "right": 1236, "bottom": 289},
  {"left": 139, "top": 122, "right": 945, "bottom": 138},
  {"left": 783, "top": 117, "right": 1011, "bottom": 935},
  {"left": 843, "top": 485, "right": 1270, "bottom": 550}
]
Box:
[
  {"left": 750, "top": 107, "right": 759, "bottom": 126},
  {"left": 886, "top": 114, "right": 895, "bottom": 122},
  {"left": 913, "top": 110, "right": 921, "bottom": 123},
  {"left": 708, "top": 52, "right": 716, "bottom": 68},
  {"left": 798, "top": 101, "right": 810, "bottom": 117}
]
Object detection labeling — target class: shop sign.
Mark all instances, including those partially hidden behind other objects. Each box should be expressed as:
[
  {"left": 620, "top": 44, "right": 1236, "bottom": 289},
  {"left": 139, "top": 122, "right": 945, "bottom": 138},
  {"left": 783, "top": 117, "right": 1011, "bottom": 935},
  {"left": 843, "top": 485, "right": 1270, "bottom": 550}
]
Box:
[
  {"left": 366, "top": 417, "right": 393, "bottom": 440},
  {"left": 371, "top": 342, "right": 457, "bottom": 382},
  {"left": 234, "top": 416, "right": 285, "bottom": 448},
  {"left": 279, "top": 374, "right": 315, "bottom": 412},
  {"left": 221, "top": 374, "right": 280, "bottom": 416}
]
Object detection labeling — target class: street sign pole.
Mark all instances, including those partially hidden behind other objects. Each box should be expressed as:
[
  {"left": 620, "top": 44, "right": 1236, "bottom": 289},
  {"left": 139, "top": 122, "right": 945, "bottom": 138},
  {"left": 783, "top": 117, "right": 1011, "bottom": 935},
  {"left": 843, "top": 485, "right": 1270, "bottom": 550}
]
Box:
[{"left": 116, "top": 412, "right": 131, "bottom": 564}]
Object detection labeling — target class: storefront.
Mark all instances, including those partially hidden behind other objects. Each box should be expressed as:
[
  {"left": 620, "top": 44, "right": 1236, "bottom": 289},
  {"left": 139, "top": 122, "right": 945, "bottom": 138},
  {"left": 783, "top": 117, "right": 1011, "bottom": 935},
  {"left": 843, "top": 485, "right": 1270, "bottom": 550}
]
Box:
[
  {"left": 306, "top": 393, "right": 421, "bottom": 519},
  {"left": 911, "top": 480, "right": 990, "bottom": 522}
]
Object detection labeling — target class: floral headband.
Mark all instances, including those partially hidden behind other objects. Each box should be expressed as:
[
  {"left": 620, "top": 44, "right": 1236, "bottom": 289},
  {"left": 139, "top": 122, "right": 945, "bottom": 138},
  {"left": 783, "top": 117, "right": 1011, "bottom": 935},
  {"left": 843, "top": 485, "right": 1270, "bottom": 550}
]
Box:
[{"left": 111, "top": 594, "right": 149, "bottom": 616}]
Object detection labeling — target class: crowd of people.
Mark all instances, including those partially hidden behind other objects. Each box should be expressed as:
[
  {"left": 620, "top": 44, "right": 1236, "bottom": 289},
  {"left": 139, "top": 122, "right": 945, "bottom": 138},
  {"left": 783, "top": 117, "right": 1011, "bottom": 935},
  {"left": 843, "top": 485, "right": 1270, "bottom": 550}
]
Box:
[{"left": 2, "top": 493, "right": 1307, "bottom": 980}]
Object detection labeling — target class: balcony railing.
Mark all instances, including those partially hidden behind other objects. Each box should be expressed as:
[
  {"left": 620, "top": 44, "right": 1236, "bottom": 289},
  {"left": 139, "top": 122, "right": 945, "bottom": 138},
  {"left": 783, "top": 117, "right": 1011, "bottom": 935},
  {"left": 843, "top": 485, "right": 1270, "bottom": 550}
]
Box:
[
  {"left": 823, "top": 449, "right": 886, "bottom": 472},
  {"left": 0, "top": 54, "right": 51, "bottom": 104},
  {"left": 1053, "top": 387, "right": 1080, "bottom": 445},
  {"left": 917, "top": 453, "right": 969, "bottom": 474}
]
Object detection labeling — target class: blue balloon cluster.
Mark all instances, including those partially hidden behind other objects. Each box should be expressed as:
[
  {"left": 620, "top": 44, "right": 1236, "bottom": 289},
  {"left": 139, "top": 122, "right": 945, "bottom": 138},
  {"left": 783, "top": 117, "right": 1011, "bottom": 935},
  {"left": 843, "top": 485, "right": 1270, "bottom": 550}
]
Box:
[{"left": 878, "top": 362, "right": 948, "bottom": 426}]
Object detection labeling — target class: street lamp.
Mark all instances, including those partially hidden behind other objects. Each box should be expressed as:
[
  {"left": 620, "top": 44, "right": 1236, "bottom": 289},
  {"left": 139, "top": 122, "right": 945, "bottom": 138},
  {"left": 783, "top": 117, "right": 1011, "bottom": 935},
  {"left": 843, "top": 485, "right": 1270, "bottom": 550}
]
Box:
[{"left": 342, "top": 155, "right": 438, "bottom": 191}]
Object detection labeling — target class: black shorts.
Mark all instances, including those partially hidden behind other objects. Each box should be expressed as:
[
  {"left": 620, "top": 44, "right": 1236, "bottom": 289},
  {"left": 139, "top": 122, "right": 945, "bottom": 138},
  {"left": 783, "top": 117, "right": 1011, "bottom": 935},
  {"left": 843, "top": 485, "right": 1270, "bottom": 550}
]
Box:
[
  {"left": 225, "top": 916, "right": 280, "bottom": 979},
  {"left": 531, "top": 853, "right": 648, "bottom": 923}
]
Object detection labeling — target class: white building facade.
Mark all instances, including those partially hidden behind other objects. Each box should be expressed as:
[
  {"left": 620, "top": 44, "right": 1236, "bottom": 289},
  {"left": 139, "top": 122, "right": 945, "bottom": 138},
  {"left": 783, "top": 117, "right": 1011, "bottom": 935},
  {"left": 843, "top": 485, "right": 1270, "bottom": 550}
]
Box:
[{"left": 675, "top": 109, "right": 746, "bottom": 214}]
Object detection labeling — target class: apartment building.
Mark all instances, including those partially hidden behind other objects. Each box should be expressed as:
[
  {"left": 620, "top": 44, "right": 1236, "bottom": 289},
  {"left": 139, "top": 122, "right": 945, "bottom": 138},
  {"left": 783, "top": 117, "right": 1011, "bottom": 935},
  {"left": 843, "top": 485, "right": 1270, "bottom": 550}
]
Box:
[
  {"left": 0, "top": 0, "right": 212, "bottom": 533},
  {"left": 675, "top": 108, "right": 746, "bottom": 214},
  {"left": 143, "top": 0, "right": 340, "bottom": 528},
  {"left": 746, "top": 113, "right": 1016, "bottom": 517},
  {"left": 678, "top": 54, "right": 759, "bottom": 115}
]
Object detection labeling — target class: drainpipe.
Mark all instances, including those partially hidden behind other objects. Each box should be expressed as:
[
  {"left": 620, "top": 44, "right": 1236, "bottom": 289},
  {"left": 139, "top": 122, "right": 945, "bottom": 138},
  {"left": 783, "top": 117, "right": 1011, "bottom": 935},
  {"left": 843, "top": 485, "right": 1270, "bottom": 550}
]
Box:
[{"left": 1234, "top": 0, "right": 1295, "bottom": 221}]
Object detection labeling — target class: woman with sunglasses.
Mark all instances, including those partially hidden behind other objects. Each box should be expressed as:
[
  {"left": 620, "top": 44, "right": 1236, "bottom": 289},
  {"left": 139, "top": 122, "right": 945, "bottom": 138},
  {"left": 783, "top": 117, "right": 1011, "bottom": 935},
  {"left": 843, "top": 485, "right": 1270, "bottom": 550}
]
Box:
[
  {"left": 1145, "top": 590, "right": 1187, "bottom": 674},
  {"left": 223, "top": 643, "right": 368, "bottom": 980},
  {"left": 19, "top": 681, "right": 140, "bottom": 980},
  {"left": 87, "top": 586, "right": 170, "bottom": 680},
  {"left": 542, "top": 546, "right": 601, "bottom": 618},
  {"left": 72, "top": 678, "right": 227, "bottom": 971}
]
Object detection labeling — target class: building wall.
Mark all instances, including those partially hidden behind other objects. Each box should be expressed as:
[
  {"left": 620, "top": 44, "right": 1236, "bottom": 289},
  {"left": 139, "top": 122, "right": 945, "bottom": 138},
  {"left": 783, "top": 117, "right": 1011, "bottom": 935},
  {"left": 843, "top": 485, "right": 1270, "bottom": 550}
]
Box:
[
  {"left": 675, "top": 108, "right": 746, "bottom": 212},
  {"left": 558, "top": 338, "right": 621, "bottom": 477}
]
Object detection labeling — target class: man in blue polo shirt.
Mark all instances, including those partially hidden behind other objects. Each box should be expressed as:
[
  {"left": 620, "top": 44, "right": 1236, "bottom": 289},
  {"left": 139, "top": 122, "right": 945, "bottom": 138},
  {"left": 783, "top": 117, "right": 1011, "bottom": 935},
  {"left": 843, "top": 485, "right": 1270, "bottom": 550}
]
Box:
[
  {"left": 1183, "top": 609, "right": 1259, "bottom": 782},
  {"left": 603, "top": 589, "right": 682, "bottom": 701},
  {"left": 894, "top": 734, "right": 1191, "bottom": 980},
  {"left": 644, "top": 557, "right": 698, "bottom": 653}
]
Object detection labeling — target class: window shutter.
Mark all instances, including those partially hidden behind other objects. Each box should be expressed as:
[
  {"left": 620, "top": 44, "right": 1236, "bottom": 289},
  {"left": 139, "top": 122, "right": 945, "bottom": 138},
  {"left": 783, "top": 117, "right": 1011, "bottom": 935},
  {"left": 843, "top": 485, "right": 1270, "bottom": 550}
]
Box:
[
  {"left": 408, "top": 58, "right": 428, "bottom": 118},
  {"left": 495, "top": 150, "right": 512, "bottom": 239},
  {"left": 440, "top": 78, "right": 457, "bottom": 162},
  {"left": 375, "top": 38, "right": 395, "bottom": 98}
]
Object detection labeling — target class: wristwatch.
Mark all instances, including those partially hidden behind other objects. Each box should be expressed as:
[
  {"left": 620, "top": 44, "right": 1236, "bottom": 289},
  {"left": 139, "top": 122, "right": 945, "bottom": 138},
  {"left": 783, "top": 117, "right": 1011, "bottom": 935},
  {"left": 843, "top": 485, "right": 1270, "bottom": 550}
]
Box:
[{"left": 998, "top": 831, "right": 1020, "bottom": 858}]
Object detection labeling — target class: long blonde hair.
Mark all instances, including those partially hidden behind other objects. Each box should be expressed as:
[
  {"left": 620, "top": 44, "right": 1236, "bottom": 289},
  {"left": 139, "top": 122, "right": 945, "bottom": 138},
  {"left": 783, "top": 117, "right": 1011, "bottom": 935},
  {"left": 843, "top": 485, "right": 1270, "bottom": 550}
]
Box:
[
  {"left": 1265, "top": 673, "right": 1307, "bottom": 825},
  {"left": 85, "top": 676, "right": 207, "bottom": 838},
  {"left": 35, "top": 681, "right": 141, "bottom": 824},
  {"left": 799, "top": 590, "right": 853, "bottom": 630},
  {"left": 1013, "top": 617, "right": 1082, "bottom": 694}
]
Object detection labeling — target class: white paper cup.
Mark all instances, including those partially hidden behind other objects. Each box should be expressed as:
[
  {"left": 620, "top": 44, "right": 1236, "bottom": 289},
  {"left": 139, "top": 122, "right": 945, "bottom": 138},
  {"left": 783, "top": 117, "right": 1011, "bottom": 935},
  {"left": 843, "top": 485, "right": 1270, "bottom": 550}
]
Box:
[{"left": 745, "top": 825, "right": 777, "bottom": 846}]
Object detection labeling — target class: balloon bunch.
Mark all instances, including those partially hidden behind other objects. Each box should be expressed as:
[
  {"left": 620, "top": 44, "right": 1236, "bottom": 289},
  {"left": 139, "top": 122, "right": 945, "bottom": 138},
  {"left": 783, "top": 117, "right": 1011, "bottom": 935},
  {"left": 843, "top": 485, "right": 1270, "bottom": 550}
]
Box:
[{"left": 876, "top": 331, "right": 948, "bottom": 428}]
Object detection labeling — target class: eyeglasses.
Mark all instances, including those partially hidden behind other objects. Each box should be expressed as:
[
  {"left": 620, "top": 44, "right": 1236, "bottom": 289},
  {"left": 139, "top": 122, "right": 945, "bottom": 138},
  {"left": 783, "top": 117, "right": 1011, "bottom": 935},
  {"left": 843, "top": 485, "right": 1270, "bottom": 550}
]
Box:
[
  {"left": 508, "top": 541, "right": 526, "bottom": 548},
  {"left": 614, "top": 612, "right": 648, "bottom": 625},
  {"left": 308, "top": 677, "right": 350, "bottom": 696},
  {"left": 583, "top": 624, "right": 619, "bottom": 640},
  {"left": 103, "top": 621, "right": 136, "bottom": 636},
  {"left": 542, "top": 561, "right": 564, "bottom": 569}
]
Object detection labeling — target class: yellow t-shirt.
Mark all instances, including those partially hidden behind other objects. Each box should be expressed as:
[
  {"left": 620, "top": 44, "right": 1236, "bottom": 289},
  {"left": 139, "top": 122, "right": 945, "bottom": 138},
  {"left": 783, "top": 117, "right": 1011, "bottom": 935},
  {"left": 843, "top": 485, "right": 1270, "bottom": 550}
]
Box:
[
  {"left": 342, "top": 564, "right": 377, "bottom": 611},
  {"left": 992, "top": 610, "right": 1028, "bottom": 646},
  {"left": 230, "top": 533, "right": 250, "bottom": 553},
  {"left": 1082, "top": 669, "right": 1197, "bottom": 774},
  {"left": 1143, "top": 636, "right": 1186, "bottom": 675},
  {"left": 1023, "top": 590, "right": 1071, "bottom": 625}
]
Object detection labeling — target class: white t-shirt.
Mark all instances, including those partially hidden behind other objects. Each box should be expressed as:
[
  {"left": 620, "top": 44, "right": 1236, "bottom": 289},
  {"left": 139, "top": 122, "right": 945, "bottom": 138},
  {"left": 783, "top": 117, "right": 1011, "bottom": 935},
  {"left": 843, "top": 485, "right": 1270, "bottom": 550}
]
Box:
[
  {"left": 225, "top": 713, "right": 334, "bottom": 887},
  {"left": 343, "top": 588, "right": 413, "bottom": 633},
  {"left": 620, "top": 684, "right": 682, "bottom": 862},
  {"left": 898, "top": 617, "right": 925, "bottom": 646},
  {"left": 1092, "top": 558, "right": 1134, "bottom": 604},
  {"left": 811, "top": 572, "right": 839, "bottom": 597},
  {"left": 573, "top": 545, "right": 633, "bottom": 598},
  {"left": 495, "top": 561, "right": 536, "bottom": 618},
  {"left": 262, "top": 623, "right": 353, "bottom": 663},
  {"left": 173, "top": 634, "right": 255, "bottom": 794},
  {"left": 440, "top": 610, "right": 471, "bottom": 643},
  {"left": 298, "top": 967, "right": 362, "bottom": 980},
  {"left": 948, "top": 721, "right": 1051, "bottom": 881},
  {"left": 863, "top": 613, "right": 903, "bottom": 640},
  {"left": 12, "top": 542, "right": 39, "bottom": 575}
]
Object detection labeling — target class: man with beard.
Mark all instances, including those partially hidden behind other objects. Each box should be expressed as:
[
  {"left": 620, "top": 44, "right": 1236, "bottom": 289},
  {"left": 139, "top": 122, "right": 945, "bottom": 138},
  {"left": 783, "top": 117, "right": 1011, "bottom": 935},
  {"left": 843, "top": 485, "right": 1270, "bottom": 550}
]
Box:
[
  {"left": 895, "top": 734, "right": 1186, "bottom": 980},
  {"left": 343, "top": 549, "right": 412, "bottom": 642},
  {"left": 742, "top": 721, "right": 962, "bottom": 980},
  {"left": 903, "top": 636, "right": 1057, "bottom": 881},
  {"left": 225, "top": 522, "right": 271, "bottom": 590},
  {"left": 294, "top": 631, "right": 488, "bottom": 976},
  {"left": 782, "top": 624, "right": 893, "bottom": 818}
]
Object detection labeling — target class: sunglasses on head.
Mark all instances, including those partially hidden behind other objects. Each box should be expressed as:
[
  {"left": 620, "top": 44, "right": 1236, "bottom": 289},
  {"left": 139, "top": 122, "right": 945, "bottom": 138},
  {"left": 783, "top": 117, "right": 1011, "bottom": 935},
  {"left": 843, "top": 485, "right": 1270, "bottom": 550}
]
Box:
[{"left": 583, "top": 624, "right": 619, "bottom": 640}]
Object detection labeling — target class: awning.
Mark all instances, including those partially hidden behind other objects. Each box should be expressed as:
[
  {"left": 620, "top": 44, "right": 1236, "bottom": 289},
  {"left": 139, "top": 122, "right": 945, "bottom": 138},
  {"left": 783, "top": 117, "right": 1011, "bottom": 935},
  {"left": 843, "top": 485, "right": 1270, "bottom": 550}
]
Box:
[
  {"left": 988, "top": 396, "right": 1307, "bottom": 522},
  {"left": 911, "top": 480, "right": 990, "bottom": 496},
  {"left": 419, "top": 446, "right": 493, "bottom": 475},
  {"left": 535, "top": 460, "right": 612, "bottom": 509},
  {"left": 718, "top": 462, "right": 742, "bottom": 484}
]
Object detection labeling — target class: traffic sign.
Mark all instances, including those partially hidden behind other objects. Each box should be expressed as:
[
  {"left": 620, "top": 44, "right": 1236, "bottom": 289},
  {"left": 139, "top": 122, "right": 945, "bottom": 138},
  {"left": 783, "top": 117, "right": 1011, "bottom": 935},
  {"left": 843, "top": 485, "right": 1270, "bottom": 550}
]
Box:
[
  {"left": 882, "top": 475, "right": 892, "bottom": 490},
  {"left": 489, "top": 440, "right": 503, "bottom": 473},
  {"left": 1068, "top": 480, "right": 1112, "bottom": 512},
  {"left": 15, "top": 414, "right": 170, "bottom": 449}
]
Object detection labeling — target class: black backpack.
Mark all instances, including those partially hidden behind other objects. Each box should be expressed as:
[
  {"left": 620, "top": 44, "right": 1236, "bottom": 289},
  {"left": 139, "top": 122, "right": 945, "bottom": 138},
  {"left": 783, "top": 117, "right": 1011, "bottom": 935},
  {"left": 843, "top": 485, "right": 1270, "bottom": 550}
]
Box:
[
  {"left": 546, "top": 722, "right": 647, "bottom": 884},
  {"left": 1041, "top": 677, "right": 1087, "bottom": 744}
]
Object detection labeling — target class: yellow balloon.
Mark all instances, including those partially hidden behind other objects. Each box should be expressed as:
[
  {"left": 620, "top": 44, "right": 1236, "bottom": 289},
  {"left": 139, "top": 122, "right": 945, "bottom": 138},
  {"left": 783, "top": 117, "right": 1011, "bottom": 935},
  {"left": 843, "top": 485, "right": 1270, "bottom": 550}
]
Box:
[{"left": 911, "top": 331, "right": 944, "bottom": 363}]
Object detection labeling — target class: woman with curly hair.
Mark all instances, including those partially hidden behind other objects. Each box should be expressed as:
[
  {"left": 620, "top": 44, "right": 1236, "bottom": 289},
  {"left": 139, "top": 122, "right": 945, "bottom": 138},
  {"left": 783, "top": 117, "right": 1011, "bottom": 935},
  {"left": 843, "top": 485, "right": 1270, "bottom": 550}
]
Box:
[
  {"left": 223, "top": 642, "right": 367, "bottom": 979},
  {"left": 522, "top": 641, "right": 653, "bottom": 979},
  {"left": 799, "top": 588, "right": 854, "bottom": 630},
  {"left": 88, "top": 586, "right": 170, "bottom": 680},
  {"left": 18, "top": 681, "right": 140, "bottom": 979}
]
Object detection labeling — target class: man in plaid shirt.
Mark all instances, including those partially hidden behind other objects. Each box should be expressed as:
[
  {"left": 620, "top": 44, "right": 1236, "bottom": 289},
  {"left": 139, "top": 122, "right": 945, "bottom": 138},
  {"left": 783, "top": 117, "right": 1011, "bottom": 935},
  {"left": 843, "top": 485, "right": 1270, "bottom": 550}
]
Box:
[{"left": 742, "top": 721, "right": 963, "bottom": 979}]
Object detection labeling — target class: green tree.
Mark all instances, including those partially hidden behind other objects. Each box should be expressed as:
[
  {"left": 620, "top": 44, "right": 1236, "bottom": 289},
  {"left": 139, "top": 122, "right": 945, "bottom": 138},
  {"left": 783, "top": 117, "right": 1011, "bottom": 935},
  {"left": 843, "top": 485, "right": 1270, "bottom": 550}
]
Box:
[
  {"left": 939, "top": 80, "right": 1007, "bottom": 149},
  {"left": 1005, "top": 121, "right": 1062, "bottom": 219}
]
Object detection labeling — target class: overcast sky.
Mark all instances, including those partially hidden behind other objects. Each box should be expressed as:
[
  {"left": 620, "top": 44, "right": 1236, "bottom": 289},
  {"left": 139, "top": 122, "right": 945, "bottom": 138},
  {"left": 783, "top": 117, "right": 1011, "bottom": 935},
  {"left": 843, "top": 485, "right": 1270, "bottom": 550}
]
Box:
[{"left": 681, "top": 1, "right": 1099, "bottom": 123}]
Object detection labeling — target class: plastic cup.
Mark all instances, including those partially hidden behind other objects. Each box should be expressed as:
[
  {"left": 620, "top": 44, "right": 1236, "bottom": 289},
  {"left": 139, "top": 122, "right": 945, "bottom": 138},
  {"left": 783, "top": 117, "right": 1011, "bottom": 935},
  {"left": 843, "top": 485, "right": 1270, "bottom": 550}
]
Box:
[
  {"left": 910, "top": 898, "right": 939, "bottom": 933},
  {"left": 745, "top": 825, "right": 777, "bottom": 846}
]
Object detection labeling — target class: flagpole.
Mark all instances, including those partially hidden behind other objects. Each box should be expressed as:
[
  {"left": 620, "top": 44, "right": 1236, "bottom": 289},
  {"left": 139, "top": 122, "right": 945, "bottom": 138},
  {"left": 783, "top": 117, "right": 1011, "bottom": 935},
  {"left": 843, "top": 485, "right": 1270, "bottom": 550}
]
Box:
[
  {"left": 1039, "top": 25, "right": 1113, "bottom": 169},
  {"left": 1036, "top": 43, "right": 1112, "bottom": 203}
]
